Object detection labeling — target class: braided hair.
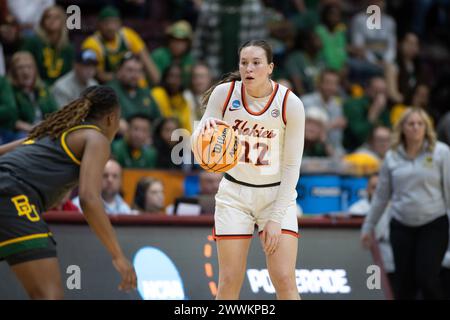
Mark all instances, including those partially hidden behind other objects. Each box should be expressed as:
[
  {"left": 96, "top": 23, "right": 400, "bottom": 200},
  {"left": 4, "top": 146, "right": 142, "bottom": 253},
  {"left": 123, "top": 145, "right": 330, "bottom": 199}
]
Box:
[{"left": 28, "top": 86, "right": 119, "bottom": 140}]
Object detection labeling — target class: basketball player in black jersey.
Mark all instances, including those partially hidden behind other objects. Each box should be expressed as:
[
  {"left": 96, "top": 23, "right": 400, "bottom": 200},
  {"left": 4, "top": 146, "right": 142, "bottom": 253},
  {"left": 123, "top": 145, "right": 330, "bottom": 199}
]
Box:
[{"left": 0, "top": 86, "right": 136, "bottom": 299}]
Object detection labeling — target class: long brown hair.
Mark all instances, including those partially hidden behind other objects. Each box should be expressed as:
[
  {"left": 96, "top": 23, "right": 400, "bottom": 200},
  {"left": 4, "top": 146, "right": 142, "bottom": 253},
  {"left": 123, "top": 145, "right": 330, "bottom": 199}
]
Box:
[
  {"left": 201, "top": 40, "right": 274, "bottom": 107},
  {"left": 36, "top": 5, "right": 69, "bottom": 50},
  {"left": 133, "top": 177, "right": 163, "bottom": 211},
  {"left": 28, "top": 86, "right": 119, "bottom": 140}
]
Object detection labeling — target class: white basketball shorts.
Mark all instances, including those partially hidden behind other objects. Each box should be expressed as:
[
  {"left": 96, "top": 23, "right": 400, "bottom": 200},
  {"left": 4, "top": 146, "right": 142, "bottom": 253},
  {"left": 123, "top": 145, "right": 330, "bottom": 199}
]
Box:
[{"left": 213, "top": 177, "right": 299, "bottom": 240}]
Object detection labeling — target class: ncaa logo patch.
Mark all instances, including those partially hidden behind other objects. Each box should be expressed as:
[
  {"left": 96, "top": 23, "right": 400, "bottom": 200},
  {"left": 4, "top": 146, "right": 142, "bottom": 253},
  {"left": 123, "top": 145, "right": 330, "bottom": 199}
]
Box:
[
  {"left": 229, "top": 100, "right": 241, "bottom": 111},
  {"left": 271, "top": 109, "right": 280, "bottom": 118}
]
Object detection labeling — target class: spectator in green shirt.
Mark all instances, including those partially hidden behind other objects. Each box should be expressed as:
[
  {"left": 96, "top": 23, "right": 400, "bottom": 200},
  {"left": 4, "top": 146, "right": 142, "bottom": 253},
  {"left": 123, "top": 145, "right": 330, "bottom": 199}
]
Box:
[
  {"left": 285, "top": 29, "right": 325, "bottom": 95},
  {"left": 9, "top": 51, "right": 57, "bottom": 137},
  {"left": 151, "top": 20, "right": 194, "bottom": 87},
  {"left": 343, "top": 76, "right": 391, "bottom": 152},
  {"left": 107, "top": 53, "right": 161, "bottom": 135},
  {"left": 111, "top": 114, "right": 158, "bottom": 169},
  {"left": 21, "top": 5, "right": 74, "bottom": 85},
  {"left": 286, "top": 0, "right": 321, "bottom": 32},
  {"left": 0, "top": 76, "right": 18, "bottom": 144},
  {"left": 314, "top": 3, "right": 347, "bottom": 72}
]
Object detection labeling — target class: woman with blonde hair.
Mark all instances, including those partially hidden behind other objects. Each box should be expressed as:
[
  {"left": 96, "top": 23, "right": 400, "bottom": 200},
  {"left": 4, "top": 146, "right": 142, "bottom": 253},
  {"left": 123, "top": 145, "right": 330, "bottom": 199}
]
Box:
[
  {"left": 361, "top": 107, "right": 450, "bottom": 299},
  {"left": 21, "top": 5, "right": 74, "bottom": 85},
  {"left": 9, "top": 51, "right": 58, "bottom": 137}
]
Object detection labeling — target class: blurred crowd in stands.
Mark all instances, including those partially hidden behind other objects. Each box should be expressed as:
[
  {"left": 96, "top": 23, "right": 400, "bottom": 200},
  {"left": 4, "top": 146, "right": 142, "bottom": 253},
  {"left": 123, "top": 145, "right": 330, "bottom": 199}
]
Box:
[
  {"left": 0, "top": 0, "right": 449, "bottom": 214},
  {"left": 2, "top": 0, "right": 450, "bottom": 300}
]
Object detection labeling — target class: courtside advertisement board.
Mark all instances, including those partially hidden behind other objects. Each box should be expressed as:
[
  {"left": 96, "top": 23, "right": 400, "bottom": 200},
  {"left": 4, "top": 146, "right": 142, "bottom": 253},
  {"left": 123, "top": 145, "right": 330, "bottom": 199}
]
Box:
[{"left": 0, "top": 215, "right": 387, "bottom": 300}]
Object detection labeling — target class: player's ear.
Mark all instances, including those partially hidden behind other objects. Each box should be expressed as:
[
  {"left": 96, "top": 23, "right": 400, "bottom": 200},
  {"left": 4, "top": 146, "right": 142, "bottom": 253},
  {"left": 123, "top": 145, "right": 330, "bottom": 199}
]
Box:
[
  {"left": 268, "top": 62, "right": 274, "bottom": 77},
  {"left": 106, "top": 112, "right": 116, "bottom": 126},
  {"left": 106, "top": 113, "right": 112, "bottom": 126}
]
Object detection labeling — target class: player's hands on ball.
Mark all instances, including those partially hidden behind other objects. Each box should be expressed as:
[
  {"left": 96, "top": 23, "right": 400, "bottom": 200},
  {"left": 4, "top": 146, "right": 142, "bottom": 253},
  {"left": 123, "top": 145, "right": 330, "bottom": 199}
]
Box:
[
  {"left": 113, "top": 254, "right": 137, "bottom": 291},
  {"left": 200, "top": 117, "right": 229, "bottom": 135},
  {"left": 360, "top": 232, "right": 374, "bottom": 249},
  {"left": 261, "top": 220, "right": 282, "bottom": 255}
]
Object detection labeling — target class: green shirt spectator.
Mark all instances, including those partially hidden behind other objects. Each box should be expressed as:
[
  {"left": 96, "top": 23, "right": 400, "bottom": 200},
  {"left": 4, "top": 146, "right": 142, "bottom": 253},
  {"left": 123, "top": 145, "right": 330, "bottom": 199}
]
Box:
[
  {"left": 107, "top": 78, "right": 161, "bottom": 122},
  {"left": 286, "top": 51, "right": 325, "bottom": 93},
  {"left": 22, "top": 35, "right": 74, "bottom": 86},
  {"left": 13, "top": 83, "right": 58, "bottom": 126},
  {"left": 152, "top": 47, "right": 193, "bottom": 87},
  {"left": 315, "top": 24, "right": 347, "bottom": 71},
  {"left": 21, "top": 5, "right": 75, "bottom": 85},
  {"left": 107, "top": 54, "right": 161, "bottom": 129},
  {"left": 314, "top": 3, "right": 347, "bottom": 71},
  {"left": 112, "top": 138, "right": 157, "bottom": 169},
  {"left": 304, "top": 142, "right": 329, "bottom": 157},
  {"left": 343, "top": 95, "right": 391, "bottom": 152},
  {"left": 111, "top": 114, "right": 157, "bottom": 169},
  {"left": 151, "top": 20, "right": 194, "bottom": 87},
  {"left": 0, "top": 76, "right": 18, "bottom": 133},
  {"left": 9, "top": 51, "right": 58, "bottom": 134},
  {"left": 290, "top": 0, "right": 320, "bottom": 32},
  {"left": 285, "top": 30, "right": 325, "bottom": 94}
]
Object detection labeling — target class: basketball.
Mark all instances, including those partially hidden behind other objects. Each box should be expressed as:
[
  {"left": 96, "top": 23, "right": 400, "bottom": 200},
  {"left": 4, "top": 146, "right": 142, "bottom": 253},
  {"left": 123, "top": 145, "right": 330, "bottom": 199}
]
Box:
[{"left": 193, "top": 124, "right": 241, "bottom": 173}]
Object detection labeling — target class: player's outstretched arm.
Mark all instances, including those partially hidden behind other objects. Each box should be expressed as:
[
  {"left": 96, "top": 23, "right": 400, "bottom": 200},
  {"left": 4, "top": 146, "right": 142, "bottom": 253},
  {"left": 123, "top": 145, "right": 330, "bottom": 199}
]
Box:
[
  {"left": 0, "top": 138, "right": 26, "bottom": 156},
  {"left": 78, "top": 130, "right": 137, "bottom": 291}
]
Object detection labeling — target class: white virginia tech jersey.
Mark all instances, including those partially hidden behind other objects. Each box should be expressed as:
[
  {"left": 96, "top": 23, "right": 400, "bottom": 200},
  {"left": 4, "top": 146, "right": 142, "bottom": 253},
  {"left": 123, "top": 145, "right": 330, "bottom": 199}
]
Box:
[{"left": 221, "top": 80, "right": 291, "bottom": 185}]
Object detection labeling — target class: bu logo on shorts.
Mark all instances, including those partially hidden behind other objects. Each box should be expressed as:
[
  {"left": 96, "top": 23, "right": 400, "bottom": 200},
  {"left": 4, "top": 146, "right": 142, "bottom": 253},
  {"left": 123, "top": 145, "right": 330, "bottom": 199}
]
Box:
[{"left": 11, "top": 195, "right": 41, "bottom": 222}]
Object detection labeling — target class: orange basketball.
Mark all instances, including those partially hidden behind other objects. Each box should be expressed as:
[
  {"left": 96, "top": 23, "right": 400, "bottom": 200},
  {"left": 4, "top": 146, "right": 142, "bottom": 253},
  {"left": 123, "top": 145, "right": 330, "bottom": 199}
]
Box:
[{"left": 193, "top": 124, "right": 241, "bottom": 173}]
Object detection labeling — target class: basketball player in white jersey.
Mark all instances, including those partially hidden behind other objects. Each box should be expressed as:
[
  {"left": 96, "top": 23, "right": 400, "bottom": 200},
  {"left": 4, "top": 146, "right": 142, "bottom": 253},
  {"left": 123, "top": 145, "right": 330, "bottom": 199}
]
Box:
[{"left": 192, "top": 40, "right": 305, "bottom": 300}]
